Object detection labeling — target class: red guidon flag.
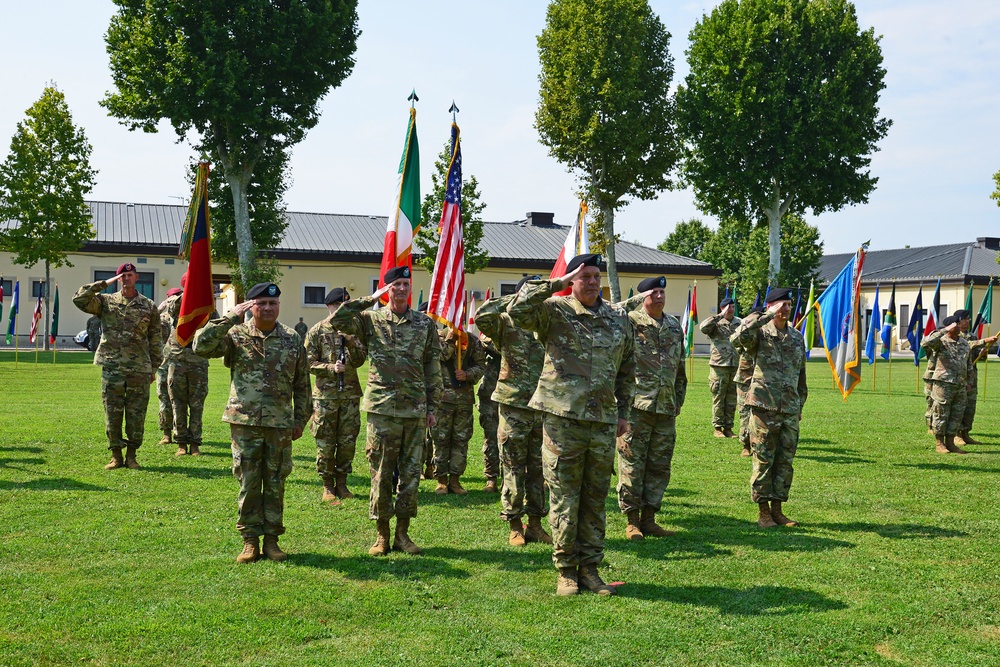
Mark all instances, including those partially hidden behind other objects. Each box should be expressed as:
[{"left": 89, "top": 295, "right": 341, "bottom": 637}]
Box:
[
  {"left": 550, "top": 201, "right": 590, "bottom": 296},
  {"left": 428, "top": 122, "right": 466, "bottom": 346},
  {"left": 176, "top": 162, "right": 215, "bottom": 346}
]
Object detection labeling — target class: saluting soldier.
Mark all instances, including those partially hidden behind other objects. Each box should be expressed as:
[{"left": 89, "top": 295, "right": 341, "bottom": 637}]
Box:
[
  {"left": 732, "top": 306, "right": 765, "bottom": 458},
  {"left": 156, "top": 290, "right": 179, "bottom": 446},
  {"left": 305, "top": 288, "right": 367, "bottom": 502},
  {"left": 73, "top": 262, "right": 162, "bottom": 470},
  {"left": 329, "top": 266, "right": 443, "bottom": 556},
  {"left": 508, "top": 255, "right": 635, "bottom": 596},
  {"left": 431, "top": 325, "right": 485, "bottom": 495},
  {"left": 955, "top": 309, "right": 995, "bottom": 445},
  {"left": 194, "top": 282, "right": 310, "bottom": 563},
  {"left": 730, "top": 288, "right": 807, "bottom": 529},
  {"left": 616, "top": 276, "right": 687, "bottom": 541},
  {"left": 700, "top": 297, "right": 741, "bottom": 438}
]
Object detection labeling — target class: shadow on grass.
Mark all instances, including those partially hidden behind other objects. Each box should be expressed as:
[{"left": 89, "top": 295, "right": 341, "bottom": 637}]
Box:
[
  {"left": 797, "top": 453, "right": 874, "bottom": 465},
  {"left": 622, "top": 584, "right": 847, "bottom": 615},
  {"left": 292, "top": 550, "right": 476, "bottom": 580},
  {"left": 143, "top": 464, "right": 232, "bottom": 480},
  {"left": 811, "top": 521, "right": 967, "bottom": 539},
  {"left": 0, "top": 456, "right": 46, "bottom": 468},
  {"left": 0, "top": 445, "right": 44, "bottom": 453},
  {"left": 0, "top": 477, "right": 108, "bottom": 492},
  {"left": 643, "top": 512, "right": 855, "bottom": 554},
  {"left": 798, "top": 438, "right": 834, "bottom": 445},
  {"left": 894, "top": 462, "right": 999, "bottom": 473}
]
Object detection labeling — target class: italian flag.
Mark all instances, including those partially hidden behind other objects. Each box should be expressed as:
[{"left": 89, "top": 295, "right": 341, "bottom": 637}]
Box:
[
  {"left": 379, "top": 107, "right": 420, "bottom": 291},
  {"left": 549, "top": 201, "right": 590, "bottom": 296}
]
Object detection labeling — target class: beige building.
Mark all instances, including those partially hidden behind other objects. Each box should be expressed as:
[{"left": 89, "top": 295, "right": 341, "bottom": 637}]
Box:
[{"left": 2, "top": 202, "right": 722, "bottom": 348}]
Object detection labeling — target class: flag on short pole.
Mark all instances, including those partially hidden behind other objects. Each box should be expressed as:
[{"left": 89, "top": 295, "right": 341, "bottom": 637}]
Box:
[
  {"left": 865, "top": 284, "right": 880, "bottom": 364},
  {"left": 973, "top": 280, "right": 992, "bottom": 340},
  {"left": 5, "top": 280, "right": 19, "bottom": 345},
  {"left": 906, "top": 285, "right": 925, "bottom": 365},
  {"left": 378, "top": 105, "right": 420, "bottom": 297},
  {"left": 880, "top": 282, "right": 896, "bottom": 360},
  {"left": 799, "top": 281, "right": 816, "bottom": 359},
  {"left": 627, "top": 286, "right": 633, "bottom": 299},
  {"left": 49, "top": 284, "right": 60, "bottom": 345},
  {"left": 965, "top": 282, "right": 975, "bottom": 320},
  {"left": 752, "top": 289, "right": 762, "bottom": 311},
  {"left": 922, "top": 278, "right": 941, "bottom": 338},
  {"left": 28, "top": 288, "right": 43, "bottom": 343},
  {"left": 680, "top": 288, "right": 691, "bottom": 339},
  {"left": 0, "top": 275, "right": 4, "bottom": 326},
  {"left": 685, "top": 283, "right": 698, "bottom": 355},
  {"left": 792, "top": 289, "right": 803, "bottom": 327},
  {"left": 427, "top": 122, "right": 467, "bottom": 345},
  {"left": 550, "top": 201, "right": 590, "bottom": 296},
  {"left": 732, "top": 285, "right": 738, "bottom": 318},
  {"left": 176, "top": 162, "right": 215, "bottom": 346},
  {"left": 815, "top": 243, "right": 868, "bottom": 398}
]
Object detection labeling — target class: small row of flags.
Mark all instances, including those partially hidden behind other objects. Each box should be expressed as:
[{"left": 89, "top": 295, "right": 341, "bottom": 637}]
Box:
[{"left": 0, "top": 277, "right": 60, "bottom": 346}]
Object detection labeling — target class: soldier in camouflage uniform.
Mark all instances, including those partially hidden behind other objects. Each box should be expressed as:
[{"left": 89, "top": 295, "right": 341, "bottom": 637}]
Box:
[
  {"left": 295, "top": 317, "right": 309, "bottom": 339},
  {"left": 305, "top": 287, "right": 367, "bottom": 503},
  {"left": 73, "top": 262, "right": 162, "bottom": 470},
  {"left": 923, "top": 345, "right": 938, "bottom": 433},
  {"left": 730, "top": 288, "right": 807, "bottom": 529},
  {"left": 476, "top": 281, "right": 552, "bottom": 547},
  {"left": 955, "top": 310, "right": 995, "bottom": 445},
  {"left": 478, "top": 333, "right": 502, "bottom": 493},
  {"left": 330, "top": 266, "right": 443, "bottom": 556},
  {"left": 508, "top": 255, "right": 635, "bottom": 596},
  {"left": 194, "top": 282, "right": 310, "bottom": 563},
  {"left": 86, "top": 315, "right": 102, "bottom": 353},
  {"left": 432, "top": 327, "right": 485, "bottom": 495},
  {"left": 156, "top": 295, "right": 177, "bottom": 445},
  {"left": 616, "top": 277, "right": 687, "bottom": 541},
  {"left": 732, "top": 307, "right": 764, "bottom": 458},
  {"left": 700, "top": 298, "right": 741, "bottom": 438}
]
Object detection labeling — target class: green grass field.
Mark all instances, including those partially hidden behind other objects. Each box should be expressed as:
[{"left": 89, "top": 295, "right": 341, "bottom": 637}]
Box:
[{"left": 1, "top": 351, "right": 999, "bottom": 666}]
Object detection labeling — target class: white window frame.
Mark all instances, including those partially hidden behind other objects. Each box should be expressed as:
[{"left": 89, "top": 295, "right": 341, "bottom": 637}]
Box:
[
  {"left": 302, "top": 283, "right": 329, "bottom": 308},
  {"left": 498, "top": 281, "right": 519, "bottom": 296}
]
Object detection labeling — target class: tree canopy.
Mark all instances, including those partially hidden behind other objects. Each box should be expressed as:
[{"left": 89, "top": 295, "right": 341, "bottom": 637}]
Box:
[
  {"left": 102, "top": 0, "right": 359, "bottom": 287},
  {"left": 676, "top": 0, "right": 890, "bottom": 280},
  {"left": 658, "top": 218, "right": 714, "bottom": 261},
  {"left": 536, "top": 0, "right": 679, "bottom": 301}
]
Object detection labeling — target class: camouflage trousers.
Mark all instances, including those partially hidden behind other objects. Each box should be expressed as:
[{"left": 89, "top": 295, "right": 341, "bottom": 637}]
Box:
[
  {"left": 101, "top": 369, "right": 151, "bottom": 450},
  {"left": 432, "top": 402, "right": 473, "bottom": 476},
  {"left": 479, "top": 395, "right": 500, "bottom": 480},
  {"left": 930, "top": 380, "right": 967, "bottom": 437},
  {"left": 230, "top": 424, "right": 293, "bottom": 538},
  {"left": 156, "top": 364, "right": 172, "bottom": 433},
  {"left": 366, "top": 413, "right": 423, "bottom": 521},
  {"left": 737, "top": 383, "right": 752, "bottom": 447},
  {"left": 749, "top": 408, "right": 800, "bottom": 503},
  {"left": 310, "top": 398, "right": 361, "bottom": 479},
  {"left": 924, "top": 380, "right": 933, "bottom": 429},
  {"left": 498, "top": 404, "right": 547, "bottom": 521},
  {"left": 168, "top": 359, "right": 209, "bottom": 445},
  {"left": 709, "top": 365, "right": 738, "bottom": 429},
  {"left": 618, "top": 409, "right": 676, "bottom": 514},
  {"left": 961, "top": 388, "right": 978, "bottom": 433},
  {"left": 542, "top": 413, "right": 616, "bottom": 569}
]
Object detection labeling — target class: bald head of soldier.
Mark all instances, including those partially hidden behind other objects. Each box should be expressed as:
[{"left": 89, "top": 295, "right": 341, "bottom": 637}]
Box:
[
  {"left": 566, "top": 254, "right": 602, "bottom": 307},
  {"left": 246, "top": 282, "right": 281, "bottom": 332}
]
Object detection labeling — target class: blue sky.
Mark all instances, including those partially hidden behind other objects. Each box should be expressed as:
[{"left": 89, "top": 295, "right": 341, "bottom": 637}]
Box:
[{"left": 1, "top": 1, "right": 997, "bottom": 255}]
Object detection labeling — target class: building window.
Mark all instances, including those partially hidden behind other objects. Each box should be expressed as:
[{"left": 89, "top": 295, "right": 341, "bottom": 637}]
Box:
[
  {"left": 0, "top": 279, "right": 12, "bottom": 300},
  {"left": 938, "top": 304, "right": 949, "bottom": 321},
  {"left": 899, "top": 305, "right": 910, "bottom": 335},
  {"left": 165, "top": 258, "right": 175, "bottom": 265},
  {"left": 31, "top": 280, "right": 48, "bottom": 298},
  {"left": 94, "top": 270, "right": 155, "bottom": 300},
  {"left": 371, "top": 277, "right": 380, "bottom": 293},
  {"left": 499, "top": 281, "right": 518, "bottom": 296},
  {"left": 137, "top": 257, "right": 147, "bottom": 264},
  {"left": 303, "top": 284, "right": 327, "bottom": 306}
]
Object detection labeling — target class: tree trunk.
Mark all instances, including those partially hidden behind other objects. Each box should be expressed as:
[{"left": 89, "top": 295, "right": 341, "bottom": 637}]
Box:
[
  {"left": 219, "top": 154, "right": 256, "bottom": 292},
  {"left": 764, "top": 178, "right": 795, "bottom": 282},
  {"left": 601, "top": 202, "right": 621, "bottom": 303},
  {"left": 44, "top": 260, "right": 51, "bottom": 351}
]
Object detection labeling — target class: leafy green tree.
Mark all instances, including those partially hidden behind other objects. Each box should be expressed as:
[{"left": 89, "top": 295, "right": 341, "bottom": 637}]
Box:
[
  {"left": 536, "top": 0, "right": 679, "bottom": 301},
  {"left": 677, "top": 0, "right": 890, "bottom": 281},
  {"left": 102, "top": 0, "right": 359, "bottom": 288},
  {"left": 415, "top": 139, "right": 488, "bottom": 275},
  {"left": 0, "top": 85, "right": 97, "bottom": 349},
  {"left": 992, "top": 168, "right": 1000, "bottom": 207},
  {"left": 658, "top": 218, "right": 714, "bottom": 260}
]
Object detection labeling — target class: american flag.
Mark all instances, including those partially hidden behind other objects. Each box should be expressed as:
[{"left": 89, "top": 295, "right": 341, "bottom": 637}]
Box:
[
  {"left": 427, "top": 122, "right": 466, "bottom": 344},
  {"left": 28, "top": 288, "right": 43, "bottom": 343}
]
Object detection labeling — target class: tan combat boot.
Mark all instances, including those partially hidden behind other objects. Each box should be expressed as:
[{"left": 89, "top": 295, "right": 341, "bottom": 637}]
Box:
[
  {"left": 335, "top": 474, "right": 354, "bottom": 499},
  {"left": 157, "top": 431, "right": 172, "bottom": 445},
  {"left": 713, "top": 428, "right": 727, "bottom": 438},
  {"left": 958, "top": 431, "right": 981, "bottom": 445},
  {"left": 434, "top": 475, "right": 449, "bottom": 495},
  {"left": 174, "top": 443, "right": 188, "bottom": 457},
  {"left": 422, "top": 463, "right": 435, "bottom": 481},
  {"left": 236, "top": 536, "right": 260, "bottom": 563},
  {"left": 104, "top": 448, "right": 125, "bottom": 470},
  {"left": 934, "top": 437, "right": 950, "bottom": 454},
  {"left": 757, "top": 501, "right": 777, "bottom": 528},
  {"left": 625, "top": 510, "right": 644, "bottom": 541},
  {"left": 640, "top": 507, "right": 675, "bottom": 537},
  {"left": 484, "top": 478, "right": 499, "bottom": 493},
  {"left": 124, "top": 446, "right": 141, "bottom": 470},
  {"left": 189, "top": 443, "right": 202, "bottom": 456},
  {"left": 770, "top": 501, "right": 798, "bottom": 527},
  {"left": 321, "top": 479, "right": 341, "bottom": 505},
  {"left": 556, "top": 567, "right": 579, "bottom": 596},
  {"left": 369, "top": 518, "right": 391, "bottom": 556},
  {"left": 740, "top": 445, "right": 752, "bottom": 458},
  {"left": 448, "top": 474, "right": 468, "bottom": 495},
  {"left": 525, "top": 515, "right": 553, "bottom": 545},
  {"left": 392, "top": 517, "right": 422, "bottom": 555},
  {"left": 262, "top": 535, "right": 288, "bottom": 562},
  {"left": 578, "top": 564, "right": 617, "bottom": 596},
  {"left": 509, "top": 518, "right": 527, "bottom": 546},
  {"left": 945, "top": 435, "right": 968, "bottom": 455}
]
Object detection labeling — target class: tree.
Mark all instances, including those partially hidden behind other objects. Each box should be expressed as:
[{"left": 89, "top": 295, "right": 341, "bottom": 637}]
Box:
[
  {"left": 0, "top": 85, "right": 97, "bottom": 350},
  {"left": 536, "top": 0, "right": 679, "bottom": 301},
  {"left": 992, "top": 168, "right": 1000, "bottom": 207},
  {"left": 658, "top": 218, "right": 714, "bottom": 260},
  {"left": 414, "top": 140, "right": 488, "bottom": 275},
  {"left": 677, "top": 0, "right": 890, "bottom": 281},
  {"left": 102, "top": 0, "right": 359, "bottom": 288}
]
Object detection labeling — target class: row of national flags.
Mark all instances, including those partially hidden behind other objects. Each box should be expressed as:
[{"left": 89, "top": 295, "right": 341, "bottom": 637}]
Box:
[{"left": 1, "top": 277, "right": 60, "bottom": 346}]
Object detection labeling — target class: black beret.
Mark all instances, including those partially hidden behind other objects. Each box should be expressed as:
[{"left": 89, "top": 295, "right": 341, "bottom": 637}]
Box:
[
  {"left": 383, "top": 265, "right": 411, "bottom": 284},
  {"left": 953, "top": 309, "right": 971, "bottom": 320},
  {"left": 941, "top": 314, "right": 959, "bottom": 327},
  {"left": 565, "top": 253, "right": 602, "bottom": 273},
  {"left": 750, "top": 306, "right": 766, "bottom": 315},
  {"left": 117, "top": 262, "right": 137, "bottom": 274},
  {"left": 325, "top": 287, "right": 349, "bottom": 305},
  {"left": 638, "top": 276, "right": 666, "bottom": 292},
  {"left": 246, "top": 282, "right": 280, "bottom": 300},
  {"left": 719, "top": 297, "right": 735, "bottom": 308},
  {"left": 516, "top": 275, "right": 540, "bottom": 292},
  {"left": 765, "top": 287, "right": 792, "bottom": 303},
  {"left": 417, "top": 302, "right": 429, "bottom": 312}
]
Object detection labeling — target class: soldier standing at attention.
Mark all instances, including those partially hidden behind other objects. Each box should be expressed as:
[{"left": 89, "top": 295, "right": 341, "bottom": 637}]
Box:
[
  {"left": 431, "top": 325, "right": 485, "bottom": 495},
  {"left": 477, "top": 333, "right": 502, "bottom": 493},
  {"left": 731, "top": 306, "right": 765, "bottom": 458},
  {"left": 305, "top": 287, "right": 367, "bottom": 503},
  {"left": 73, "top": 262, "right": 162, "bottom": 470},
  {"left": 730, "top": 288, "right": 807, "bottom": 529},
  {"left": 508, "top": 255, "right": 635, "bottom": 596},
  {"left": 954, "top": 310, "right": 996, "bottom": 446},
  {"left": 156, "top": 290, "right": 180, "bottom": 446},
  {"left": 475, "top": 279, "right": 552, "bottom": 547},
  {"left": 700, "top": 297, "right": 741, "bottom": 438},
  {"left": 329, "top": 266, "right": 442, "bottom": 556},
  {"left": 194, "top": 282, "right": 310, "bottom": 563},
  {"left": 616, "top": 276, "right": 687, "bottom": 541},
  {"left": 295, "top": 317, "right": 309, "bottom": 339}
]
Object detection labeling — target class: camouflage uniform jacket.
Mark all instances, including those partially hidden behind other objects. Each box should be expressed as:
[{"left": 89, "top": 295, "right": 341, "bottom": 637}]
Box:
[
  {"left": 438, "top": 329, "right": 485, "bottom": 405},
  {"left": 475, "top": 294, "right": 546, "bottom": 408},
  {"left": 73, "top": 281, "right": 162, "bottom": 373},
  {"left": 193, "top": 311, "right": 311, "bottom": 430},
  {"left": 922, "top": 329, "right": 971, "bottom": 386},
  {"left": 477, "top": 334, "right": 501, "bottom": 403},
  {"left": 618, "top": 295, "right": 687, "bottom": 415},
  {"left": 700, "top": 313, "right": 742, "bottom": 366},
  {"left": 962, "top": 331, "right": 990, "bottom": 389},
  {"left": 730, "top": 311, "right": 807, "bottom": 414},
  {"left": 163, "top": 293, "right": 211, "bottom": 366},
  {"left": 507, "top": 278, "right": 636, "bottom": 424},
  {"left": 305, "top": 317, "right": 367, "bottom": 400},
  {"left": 329, "top": 295, "right": 443, "bottom": 418},
  {"left": 731, "top": 312, "right": 762, "bottom": 385}
]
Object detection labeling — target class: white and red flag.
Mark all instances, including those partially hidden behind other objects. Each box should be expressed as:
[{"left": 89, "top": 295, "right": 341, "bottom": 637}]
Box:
[
  {"left": 28, "top": 288, "right": 43, "bottom": 344},
  {"left": 549, "top": 201, "right": 590, "bottom": 296},
  {"left": 378, "top": 104, "right": 420, "bottom": 300},
  {"left": 428, "top": 122, "right": 466, "bottom": 345}
]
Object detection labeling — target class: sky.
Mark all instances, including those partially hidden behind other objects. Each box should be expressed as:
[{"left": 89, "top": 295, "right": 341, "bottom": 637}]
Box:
[{"left": 1, "top": 1, "right": 998, "bottom": 255}]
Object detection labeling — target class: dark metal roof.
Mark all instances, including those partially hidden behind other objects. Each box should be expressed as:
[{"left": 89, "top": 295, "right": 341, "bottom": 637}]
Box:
[{"left": 820, "top": 241, "right": 1000, "bottom": 285}]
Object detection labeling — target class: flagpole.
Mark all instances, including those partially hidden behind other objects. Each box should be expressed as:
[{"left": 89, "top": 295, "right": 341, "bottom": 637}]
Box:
[
  {"left": 984, "top": 324, "right": 991, "bottom": 401},
  {"left": 872, "top": 354, "right": 877, "bottom": 391},
  {"left": 34, "top": 325, "right": 39, "bottom": 364},
  {"left": 887, "top": 349, "right": 892, "bottom": 396}
]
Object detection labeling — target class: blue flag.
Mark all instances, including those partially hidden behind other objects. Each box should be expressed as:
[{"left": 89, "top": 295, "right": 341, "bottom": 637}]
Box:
[
  {"left": 865, "top": 284, "right": 881, "bottom": 364},
  {"left": 906, "top": 285, "right": 924, "bottom": 365},
  {"left": 880, "top": 282, "right": 896, "bottom": 360},
  {"left": 815, "top": 244, "right": 867, "bottom": 398},
  {"left": 752, "top": 289, "right": 762, "bottom": 311}
]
